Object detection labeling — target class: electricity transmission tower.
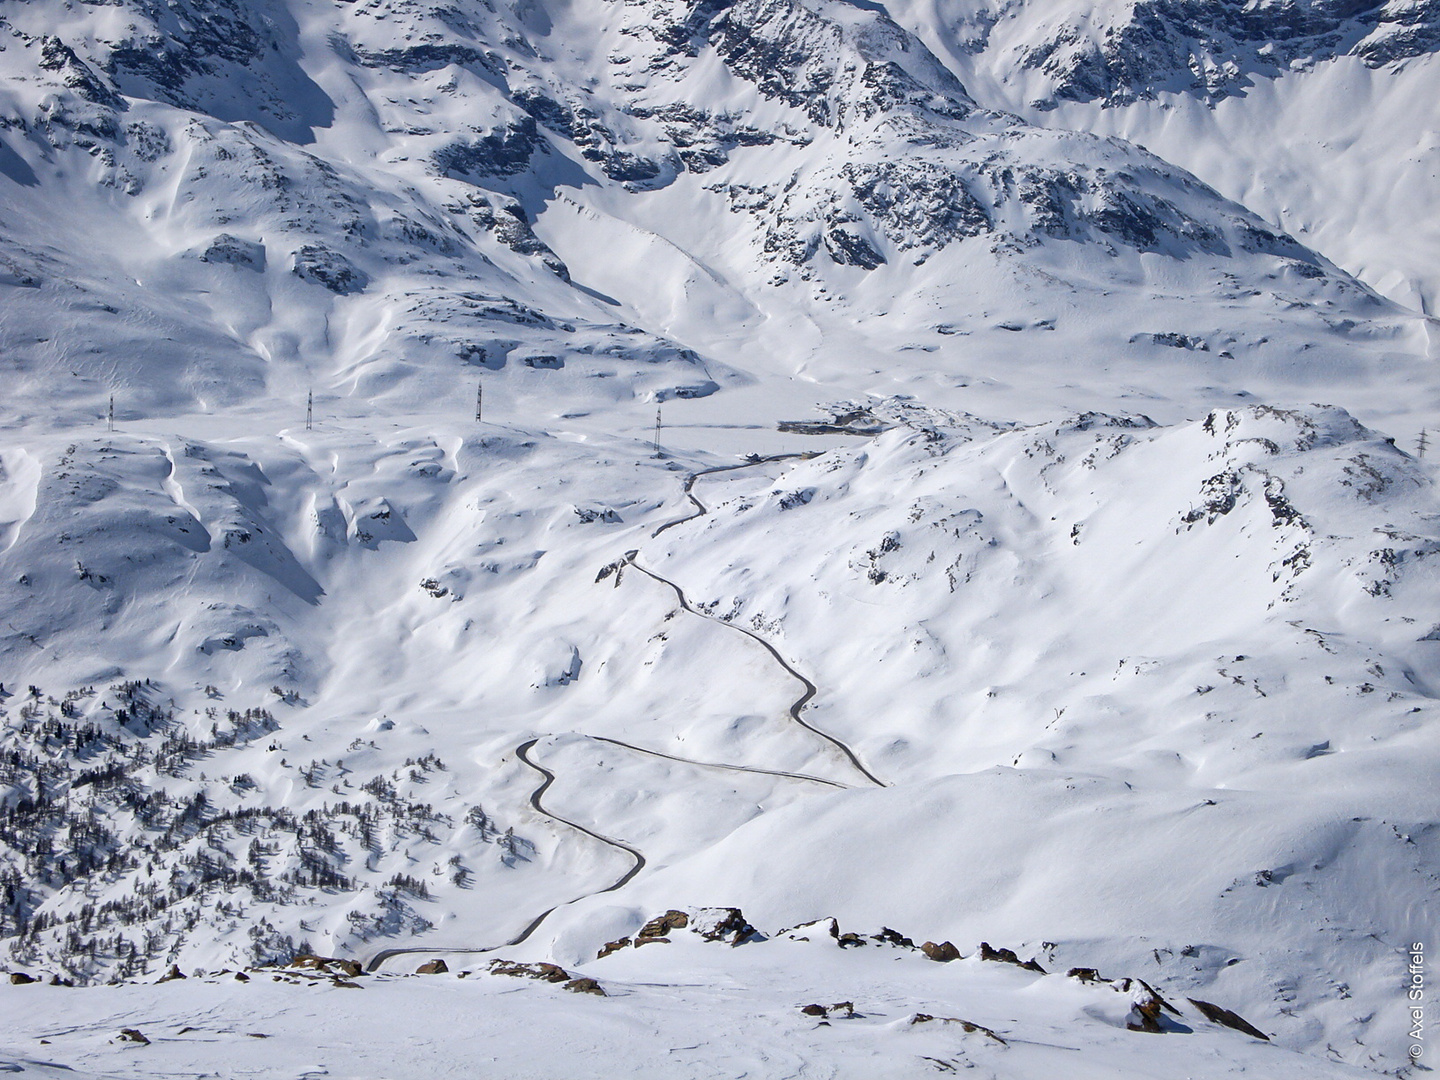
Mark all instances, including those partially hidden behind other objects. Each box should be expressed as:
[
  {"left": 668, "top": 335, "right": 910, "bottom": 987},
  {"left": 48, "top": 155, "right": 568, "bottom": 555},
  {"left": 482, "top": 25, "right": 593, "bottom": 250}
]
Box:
[
  {"left": 306, "top": 389, "right": 313, "bottom": 431},
  {"left": 107, "top": 394, "right": 114, "bottom": 433},
  {"left": 653, "top": 401, "right": 662, "bottom": 458},
  {"left": 1419, "top": 428, "right": 1430, "bottom": 459},
  {"left": 476, "top": 380, "right": 483, "bottom": 423}
]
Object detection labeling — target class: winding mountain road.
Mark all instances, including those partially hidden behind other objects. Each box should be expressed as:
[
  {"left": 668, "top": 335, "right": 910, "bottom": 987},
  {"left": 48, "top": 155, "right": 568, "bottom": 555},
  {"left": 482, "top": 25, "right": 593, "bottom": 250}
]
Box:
[
  {"left": 624, "top": 554, "right": 886, "bottom": 789},
  {"left": 589, "top": 734, "right": 847, "bottom": 789},
  {"left": 366, "top": 452, "right": 881, "bottom": 973},
  {"left": 365, "top": 737, "right": 645, "bottom": 973},
  {"left": 651, "top": 454, "right": 814, "bottom": 538}
]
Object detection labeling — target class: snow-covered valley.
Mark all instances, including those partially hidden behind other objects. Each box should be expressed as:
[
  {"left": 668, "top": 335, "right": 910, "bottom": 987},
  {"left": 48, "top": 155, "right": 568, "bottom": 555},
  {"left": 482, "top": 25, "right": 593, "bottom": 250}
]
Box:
[{"left": 0, "top": 0, "right": 1436, "bottom": 1075}]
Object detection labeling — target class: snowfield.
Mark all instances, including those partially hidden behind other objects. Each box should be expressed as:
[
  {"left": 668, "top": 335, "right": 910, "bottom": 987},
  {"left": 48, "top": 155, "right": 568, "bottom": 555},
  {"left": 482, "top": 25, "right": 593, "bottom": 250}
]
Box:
[{"left": 0, "top": 0, "right": 1436, "bottom": 1075}]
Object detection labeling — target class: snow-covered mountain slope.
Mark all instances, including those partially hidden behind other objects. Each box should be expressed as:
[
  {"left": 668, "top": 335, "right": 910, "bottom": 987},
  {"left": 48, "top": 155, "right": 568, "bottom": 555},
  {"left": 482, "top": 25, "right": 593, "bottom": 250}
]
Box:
[
  {"left": 876, "top": 0, "right": 1440, "bottom": 315},
  {"left": 884, "top": 0, "right": 1440, "bottom": 107},
  {"left": 0, "top": 0, "right": 1436, "bottom": 1076},
  {"left": 2, "top": 401, "right": 1434, "bottom": 1074},
  {"left": 0, "top": 0, "right": 1433, "bottom": 431},
  {"left": 0, "top": 927, "right": 1396, "bottom": 1079}
]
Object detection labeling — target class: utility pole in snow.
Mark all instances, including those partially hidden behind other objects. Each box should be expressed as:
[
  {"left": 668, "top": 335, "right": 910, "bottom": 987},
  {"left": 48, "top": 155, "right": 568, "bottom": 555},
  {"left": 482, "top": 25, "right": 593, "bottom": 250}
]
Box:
[
  {"left": 107, "top": 394, "right": 113, "bottom": 433},
  {"left": 306, "top": 389, "right": 313, "bottom": 432},
  {"left": 475, "top": 380, "right": 483, "bottom": 423},
  {"left": 1419, "top": 428, "right": 1430, "bottom": 459}
]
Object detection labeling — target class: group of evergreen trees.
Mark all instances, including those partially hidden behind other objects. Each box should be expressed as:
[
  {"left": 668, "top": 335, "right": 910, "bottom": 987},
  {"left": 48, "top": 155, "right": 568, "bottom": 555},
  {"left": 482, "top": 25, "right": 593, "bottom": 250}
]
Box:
[{"left": 0, "top": 680, "right": 531, "bottom": 983}]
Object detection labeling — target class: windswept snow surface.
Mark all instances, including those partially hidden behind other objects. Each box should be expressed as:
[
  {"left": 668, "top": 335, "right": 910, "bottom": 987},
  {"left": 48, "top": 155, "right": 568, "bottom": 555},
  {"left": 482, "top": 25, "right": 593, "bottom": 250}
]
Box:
[{"left": 0, "top": 0, "right": 1437, "bottom": 1076}]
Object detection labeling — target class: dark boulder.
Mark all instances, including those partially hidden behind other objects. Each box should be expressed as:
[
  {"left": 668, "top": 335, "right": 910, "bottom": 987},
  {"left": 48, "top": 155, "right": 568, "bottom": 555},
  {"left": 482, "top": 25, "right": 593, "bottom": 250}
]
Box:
[{"left": 921, "top": 940, "right": 960, "bottom": 962}]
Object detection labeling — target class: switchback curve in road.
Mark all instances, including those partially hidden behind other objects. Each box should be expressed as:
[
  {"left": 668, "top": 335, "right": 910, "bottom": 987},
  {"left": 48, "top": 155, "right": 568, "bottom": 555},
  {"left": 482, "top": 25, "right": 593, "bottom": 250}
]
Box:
[
  {"left": 651, "top": 453, "right": 815, "bottom": 538},
  {"left": 624, "top": 554, "right": 887, "bottom": 789},
  {"left": 365, "top": 737, "right": 645, "bottom": 973}
]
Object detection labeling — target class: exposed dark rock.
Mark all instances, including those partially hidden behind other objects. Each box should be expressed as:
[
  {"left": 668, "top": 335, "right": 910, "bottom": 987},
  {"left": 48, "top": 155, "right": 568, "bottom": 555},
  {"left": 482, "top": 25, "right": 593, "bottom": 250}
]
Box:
[
  {"left": 691, "top": 906, "right": 760, "bottom": 945},
  {"left": 513, "top": 88, "right": 581, "bottom": 138},
  {"left": 1182, "top": 471, "right": 1244, "bottom": 525},
  {"left": 9, "top": 971, "right": 37, "bottom": 984},
  {"left": 1067, "top": 967, "right": 1105, "bottom": 982},
  {"left": 512, "top": 89, "right": 667, "bottom": 184},
  {"left": 200, "top": 234, "right": 265, "bottom": 270},
  {"left": 871, "top": 927, "right": 916, "bottom": 948},
  {"left": 433, "top": 117, "right": 545, "bottom": 181},
  {"left": 921, "top": 940, "right": 960, "bottom": 962},
  {"left": 1188, "top": 998, "right": 1270, "bottom": 1040},
  {"left": 157, "top": 963, "right": 186, "bottom": 982},
  {"left": 39, "top": 37, "right": 123, "bottom": 109},
  {"left": 639, "top": 909, "right": 690, "bottom": 940},
  {"left": 291, "top": 955, "right": 364, "bottom": 978},
  {"left": 977, "top": 942, "right": 1046, "bottom": 972},
  {"left": 844, "top": 162, "right": 992, "bottom": 249},
  {"left": 800, "top": 1000, "right": 854, "bottom": 1018},
  {"left": 909, "top": 1014, "right": 1006, "bottom": 1043},
  {"left": 291, "top": 245, "right": 367, "bottom": 295},
  {"left": 1126, "top": 986, "right": 1170, "bottom": 1033},
  {"left": 574, "top": 506, "right": 622, "bottom": 524},
  {"left": 564, "top": 977, "right": 607, "bottom": 995},
  {"left": 118, "top": 1028, "right": 150, "bottom": 1044},
  {"left": 783, "top": 917, "right": 841, "bottom": 942},
  {"left": 489, "top": 959, "right": 571, "bottom": 983},
  {"left": 353, "top": 43, "right": 505, "bottom": 78},
  {"left": 124, "top": 120, "right": 171, "bottom": 163},
  {"left": 596, "top": 937, "right": 632, "bottom": 959},
  {"left": 823, "top": 222, "right": 886, "bottom": 268},
  {"left": 1133, "top": 331, "right": 1208, "bottom": 350},
  {"left": 1016, "top": 0, "right": 1440, "bottom": 107},
  {"left": 628, "top": 102, "right": 778, "bottom": 174},
  {"left": 447, "top": 192, "right": 570, "bottom": 280},
  {"left": 415, "top": 959, "right": 449, "bottom": 974},
  {"left": 598, "top": 150, "right": 666, "bottom": 184}
]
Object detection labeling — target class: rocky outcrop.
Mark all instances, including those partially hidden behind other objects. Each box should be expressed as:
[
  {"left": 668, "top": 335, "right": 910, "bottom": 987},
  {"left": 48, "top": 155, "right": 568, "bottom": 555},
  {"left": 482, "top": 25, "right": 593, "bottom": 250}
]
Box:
[
  {"left": 978, "top": 942, "right": 1047, "bottom": 973},
  {"left": 38, "top": 37, "right": 123, "bottom": 109},
  {"left": 638, "top": 909, "right": 690, "bottom": 941},
  {"left": 199, "top": 234, "right": 265, "bottom": 270},
  {"left": 489, "top": 959, "right": 572, "bottom": 983},
  {"left": 446, "top": 192, "right": 569, "bottom": 280},
  {"left": 596, "top": 937, "right": 632, "bottom": 959},
  {"left": 290, "top": 954, "right": 364, "bottom": 978},
  {"left": 799, "top": 1000, "right": 854, "bottom": 1018},
  {"left": 290, "top": 245, "right": 367, "bottom": 295},
  {"left": 564, "top": 977, "right": 606, "bottom": 995},
  {"left": 909, "top": 1013, "right": 1007, "bottom": 1043},
  {"left": 1188, "top": 999, "right": 1269, "bottom": 1040},
  {"left": 598, "top": 907, "right": 760, "bottom": 958},
  {"left": 1010, "top": 0, "right": 1440, "bottom": 107},
  {"left": 415, "top": 959, "right": 449, "bottom": 974},
  {"left": 433, "top": 118, "right": 546, "bottom": 181},
  {"left": 921, "top": 940, "right": 960, "bottom": 962}
]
